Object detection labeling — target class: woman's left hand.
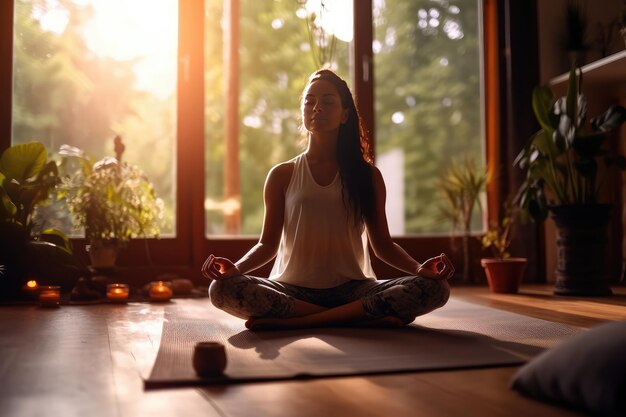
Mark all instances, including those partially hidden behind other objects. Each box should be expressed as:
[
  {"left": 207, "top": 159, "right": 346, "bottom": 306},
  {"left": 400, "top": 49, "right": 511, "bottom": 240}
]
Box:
[{"left": 416, "top": 253, "right": 455, "bottom": 280}]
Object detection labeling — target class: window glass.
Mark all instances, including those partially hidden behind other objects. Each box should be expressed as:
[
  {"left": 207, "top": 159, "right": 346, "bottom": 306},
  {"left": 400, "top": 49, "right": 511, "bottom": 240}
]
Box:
[
  {"left": 12, "top": 0, "right": 177, "bottom": 235},
  {"left": 204, "top": 0, "right": 352, "bottom": 236},
  {"left": 373, "top": 0, "right": 484, "bottom": 235}
]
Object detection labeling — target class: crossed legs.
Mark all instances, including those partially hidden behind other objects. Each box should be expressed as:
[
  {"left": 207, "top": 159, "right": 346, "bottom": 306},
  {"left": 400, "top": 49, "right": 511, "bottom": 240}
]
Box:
[{"left": 209, "top": 275, "right": 450, "bottom": 330}]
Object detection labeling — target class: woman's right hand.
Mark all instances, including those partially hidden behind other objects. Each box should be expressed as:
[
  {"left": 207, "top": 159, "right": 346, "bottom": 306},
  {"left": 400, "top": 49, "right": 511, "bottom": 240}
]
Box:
[{"left": 201, "top": 255, "right": 241, "bottom": 281}]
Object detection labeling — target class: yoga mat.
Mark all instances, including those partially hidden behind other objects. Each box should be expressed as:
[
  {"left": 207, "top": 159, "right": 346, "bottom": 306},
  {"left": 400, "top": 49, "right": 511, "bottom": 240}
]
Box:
[{"left": 144, "top": 297, "right": 582, "bottom": 389}]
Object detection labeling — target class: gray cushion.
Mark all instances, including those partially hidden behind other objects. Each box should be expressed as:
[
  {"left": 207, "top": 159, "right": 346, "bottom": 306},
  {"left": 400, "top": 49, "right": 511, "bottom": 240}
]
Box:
[{"left": 510, "top": 320, "right": 626, "bottom": 416}]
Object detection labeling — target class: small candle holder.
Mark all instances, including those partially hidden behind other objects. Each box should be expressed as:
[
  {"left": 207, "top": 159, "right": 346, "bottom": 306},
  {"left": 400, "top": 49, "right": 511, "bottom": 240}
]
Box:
[
  {"left": 106, "top": 283, "right": 129, "bottom": 303},
  {"left": 39, "top": 285, "right": 61, "bottom": 308},
  {"left": 22, "top": 280, "right": 39, "bottom": 300},
  {"left": 148, "top": 281, "right": 173, "bottom": 302}
]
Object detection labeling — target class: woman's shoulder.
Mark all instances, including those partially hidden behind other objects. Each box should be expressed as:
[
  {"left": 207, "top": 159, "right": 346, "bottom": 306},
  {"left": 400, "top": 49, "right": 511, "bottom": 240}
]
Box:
[{"left": 266, "top": 155, "right": 300, "bottom": 187}]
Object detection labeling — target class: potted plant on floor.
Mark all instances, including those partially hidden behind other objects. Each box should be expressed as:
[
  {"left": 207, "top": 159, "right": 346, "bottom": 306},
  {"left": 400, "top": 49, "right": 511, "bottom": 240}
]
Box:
[
  {"left": 437, "top": 156, "right": 488, "bottom": 283},
  {"left": 480, "top": 202, "right": 527, "bottom": 294},
  {"left": 0, "top": 142, "right": 81, "bottom": 299},
  {"left": 57, "top": 136, "right": 164, "bottom": 270},
  {"left": 514, "top": 64, "right": 626, "bottom": 296}
]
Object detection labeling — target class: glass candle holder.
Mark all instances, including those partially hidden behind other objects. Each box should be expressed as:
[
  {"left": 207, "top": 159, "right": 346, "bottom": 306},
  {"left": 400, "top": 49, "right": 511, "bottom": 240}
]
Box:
[
  {"left": 106, "top": 283, "right": 129, "bottom": 303},
  {"left": 22, "top": 280, "right": 39, "bottom": 300},
  {"left": 149, "top": 281, "right": 173, "bottom": 302},
  {"left": 39, "top": 285, "right": 61, "bottom": 308}
]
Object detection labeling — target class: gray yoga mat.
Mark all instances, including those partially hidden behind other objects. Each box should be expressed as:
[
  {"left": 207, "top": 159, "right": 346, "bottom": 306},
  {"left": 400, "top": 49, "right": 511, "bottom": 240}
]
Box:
[{"left": 144, "top": 297, "right": 582, "bottom": 389}]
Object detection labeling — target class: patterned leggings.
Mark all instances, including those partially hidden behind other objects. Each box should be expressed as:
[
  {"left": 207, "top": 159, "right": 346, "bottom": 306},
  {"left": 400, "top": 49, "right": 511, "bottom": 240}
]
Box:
[{"left": 209, "top": 275, "right": 450, "bottom": 324}]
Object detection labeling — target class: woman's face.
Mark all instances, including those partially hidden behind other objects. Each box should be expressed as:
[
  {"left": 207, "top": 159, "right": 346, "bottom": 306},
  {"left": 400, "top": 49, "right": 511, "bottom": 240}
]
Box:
[{"left": 302, "top": 79, "right": 349, "bottom": 134}]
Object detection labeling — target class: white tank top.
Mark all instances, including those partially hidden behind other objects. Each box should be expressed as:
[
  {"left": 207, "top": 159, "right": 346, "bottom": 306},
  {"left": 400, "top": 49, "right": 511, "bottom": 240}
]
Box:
[{"left": 269, "top": 153, "right": 376, "bottom": 288}]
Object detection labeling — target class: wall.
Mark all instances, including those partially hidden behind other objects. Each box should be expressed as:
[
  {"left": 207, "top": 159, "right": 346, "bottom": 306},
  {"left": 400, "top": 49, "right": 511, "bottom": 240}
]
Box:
[{"left": 538, "top": 0, "right": 624, "bottom": 83}]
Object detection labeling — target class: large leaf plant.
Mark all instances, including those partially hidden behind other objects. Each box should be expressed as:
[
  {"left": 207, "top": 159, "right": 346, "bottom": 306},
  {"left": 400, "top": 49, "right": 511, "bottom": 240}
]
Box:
[
  {"left": 514, "top": 64, "right": 626, "bottom": 222},
  {"left": 0, "top": 142, "right": 80, "bottom": 298}
]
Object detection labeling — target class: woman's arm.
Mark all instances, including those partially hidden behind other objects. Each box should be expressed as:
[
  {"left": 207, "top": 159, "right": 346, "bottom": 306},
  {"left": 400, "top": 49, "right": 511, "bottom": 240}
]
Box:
[
  {"left": 364, "top": 167, "right": 454, "bottom": 279},
  {"left": 202, "top": 162, "right": 292, "bottom": 279}
]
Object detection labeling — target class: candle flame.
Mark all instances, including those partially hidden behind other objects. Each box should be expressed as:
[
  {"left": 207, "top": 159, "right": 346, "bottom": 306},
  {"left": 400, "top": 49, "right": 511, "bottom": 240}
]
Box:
[{"left": 26, "top": 280, "right": 38, "bottom": 288}]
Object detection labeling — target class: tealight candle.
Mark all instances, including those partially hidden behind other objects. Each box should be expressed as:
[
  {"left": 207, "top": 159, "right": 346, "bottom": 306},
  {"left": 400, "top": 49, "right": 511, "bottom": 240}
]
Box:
[
  {"left": 149, "top": 281, "right": 173, "bottom": 302},
  {"left": 106, "top": 283, "right": 129, "bottom": 303},
  {"left": 22, "top": 280, "right": 39, "bottom": 300},
  {"left": 39, "top": 285, "right": 61, "bottom": 308}
]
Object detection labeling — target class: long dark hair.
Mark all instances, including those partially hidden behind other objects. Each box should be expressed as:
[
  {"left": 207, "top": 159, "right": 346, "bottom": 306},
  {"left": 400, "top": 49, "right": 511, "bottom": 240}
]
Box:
[{"left": 305, "top": 69, "right": 376, "bottom": 223}]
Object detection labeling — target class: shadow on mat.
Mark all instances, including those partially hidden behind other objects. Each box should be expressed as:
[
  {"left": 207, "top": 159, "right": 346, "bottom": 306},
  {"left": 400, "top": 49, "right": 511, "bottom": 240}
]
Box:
[{"left": 226, "top": 325, "right": 544, "bottom": 362}]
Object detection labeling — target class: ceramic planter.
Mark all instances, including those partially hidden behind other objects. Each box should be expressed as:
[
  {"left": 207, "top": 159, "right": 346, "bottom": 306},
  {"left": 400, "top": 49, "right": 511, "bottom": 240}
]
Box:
[
  {"left": 481, "top": 257, "right": 528, "bottom": 294},
  {"left": 550, "top": 204, "right": 612, "bottom": 296}
]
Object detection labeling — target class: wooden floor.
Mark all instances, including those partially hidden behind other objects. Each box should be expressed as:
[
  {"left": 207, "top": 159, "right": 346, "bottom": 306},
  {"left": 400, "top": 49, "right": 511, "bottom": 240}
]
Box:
[{"left": 1, "top": 284, "right": 625, "bottom": 417}]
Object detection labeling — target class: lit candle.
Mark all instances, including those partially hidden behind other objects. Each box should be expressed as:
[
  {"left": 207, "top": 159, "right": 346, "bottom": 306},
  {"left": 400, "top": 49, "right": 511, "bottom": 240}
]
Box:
[
  {"left": 39, "top": 285, "right": 61, "bottom": 308},
  {"left": 22, "top": 280, "right": 39, "bottom": 300},
  {"left": 106, "top": 284, "right": 129, "bottom": 303},
  {"left": 149, "top": 281, "right": 173, "bottom": 302}
]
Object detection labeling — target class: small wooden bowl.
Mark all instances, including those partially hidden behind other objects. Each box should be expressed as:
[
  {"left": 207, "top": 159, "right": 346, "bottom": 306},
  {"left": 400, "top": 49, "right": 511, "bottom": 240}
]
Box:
[{"left": 192, "top": 342, "right": 227, "bottom": 377}]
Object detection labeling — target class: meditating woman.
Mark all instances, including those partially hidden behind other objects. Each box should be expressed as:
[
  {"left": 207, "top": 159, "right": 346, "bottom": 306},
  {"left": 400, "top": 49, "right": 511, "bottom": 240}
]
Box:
[{"left": 202, "top": 68, "right": 454, "bottom": 330}]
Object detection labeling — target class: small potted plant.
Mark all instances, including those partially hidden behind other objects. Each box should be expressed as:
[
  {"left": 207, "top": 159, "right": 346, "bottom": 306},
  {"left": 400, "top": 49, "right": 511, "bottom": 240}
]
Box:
[
  {"left": 437, "top": 156, "right": 488, "bottom": 283},
  {"left": 564, "top": 0, "right": 589, "bottom": 66},
  {"left": 617, "top": 6, "right": 626, "bottom": 45},
  {"left": 57, "top": 136, "right": 164, "bottom": 268},
  {"left": 480, "top": 202, "right": 527, "bottom": 294}
]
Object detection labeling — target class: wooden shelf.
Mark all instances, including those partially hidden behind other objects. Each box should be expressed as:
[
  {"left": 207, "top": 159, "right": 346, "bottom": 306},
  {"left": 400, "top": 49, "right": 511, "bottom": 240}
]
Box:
[{"left": 549, "top": 50, "right": 626, "bottom": 88}]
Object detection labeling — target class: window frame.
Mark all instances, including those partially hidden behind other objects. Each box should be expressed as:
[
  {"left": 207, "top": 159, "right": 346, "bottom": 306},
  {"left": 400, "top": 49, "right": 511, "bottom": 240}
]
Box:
[{"left": 0, "top": 0, "right": 501, "bottom": 282}]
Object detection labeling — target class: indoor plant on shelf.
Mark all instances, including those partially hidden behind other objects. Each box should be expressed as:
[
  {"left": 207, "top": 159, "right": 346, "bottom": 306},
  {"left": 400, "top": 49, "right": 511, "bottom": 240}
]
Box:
[
  {"left": 480, "top": 202, "right": 527, "bottom": 294},
  {"left": 514, "top": 64, "right": 626, "bottom": 296},
  {"left": 0, "top": 142, "right": 81, "bottom": 299},
  {"left": 57, "top": 136, "right": 164, "bottom": 269},
  {"left": 564, "top": 0, "right": 589, "bottom": 66}
]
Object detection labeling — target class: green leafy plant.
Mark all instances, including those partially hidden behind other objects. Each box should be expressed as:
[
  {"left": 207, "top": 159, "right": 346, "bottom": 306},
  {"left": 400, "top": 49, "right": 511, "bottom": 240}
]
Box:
[
  {"left": 480, "top": 201, "right": 519, "bottom": 260},
  {"left": 0, "top": 142, "right": 79, "bottom": 296},
  {"left": 514, "top": 64, "right": 626, "bottom": 222},
  {"left": 57, "top": 136, "right": 164, "bottom": 252},
  {"left": 438, "top": 156, "right": 488, "bottom": 281}
]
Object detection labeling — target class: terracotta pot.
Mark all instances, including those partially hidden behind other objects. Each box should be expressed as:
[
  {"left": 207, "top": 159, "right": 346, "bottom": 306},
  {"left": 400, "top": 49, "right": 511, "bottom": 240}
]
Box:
[{"left": 481, "top": 257, "right": 528, "bottom": 294}]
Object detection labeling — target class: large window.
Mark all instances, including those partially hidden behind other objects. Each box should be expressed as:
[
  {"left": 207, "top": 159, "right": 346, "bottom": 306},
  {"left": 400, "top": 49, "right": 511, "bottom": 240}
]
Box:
[
  {"left": 12, "top": 0, "right": 177, "bottom": 236},
  {"left": 3, "top": 0, "right": 489, "bottom": 274},
  {"left": 373, "top": 0, "right": 484, "bottom": 235}
]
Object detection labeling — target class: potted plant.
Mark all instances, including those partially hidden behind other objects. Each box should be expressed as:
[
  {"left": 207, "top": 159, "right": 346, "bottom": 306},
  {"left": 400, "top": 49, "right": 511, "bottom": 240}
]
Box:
[
  {"left": 480, "top": 202, "right": 527, "bottom": 294},
  {"left": 0, "top": 142, "right": 81, "bottom": 299},
  {"left": 618, "top": 6, "right": 626, "bottom": 45},
  {"left": 564, "top": 1, "right": 589, "bottom": 66},
  {"left": 57, "top": 136, "right": 164, "bottom": 269},
  {"left": 514, "top": 64, "right": 626, "bottom": 296},
  {"left": 437, "top": 156, "right": 488, "bottom": 283}
]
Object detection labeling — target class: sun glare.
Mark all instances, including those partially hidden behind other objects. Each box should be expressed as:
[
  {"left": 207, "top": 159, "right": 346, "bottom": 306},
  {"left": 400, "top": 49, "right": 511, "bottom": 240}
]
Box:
[
  {"left": 82, "top": 0, "right": 178, "bottom": 99},
  {"left": 33, "top": 0, "right": 177, "bottom": 99},
  {"left": 304, "top": 0, "right": 353, "bottom": 42}
]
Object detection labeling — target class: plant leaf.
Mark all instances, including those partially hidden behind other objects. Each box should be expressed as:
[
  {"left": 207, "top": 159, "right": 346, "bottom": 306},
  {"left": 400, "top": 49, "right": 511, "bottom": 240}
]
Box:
[
  {"left": 532, "top": 86, "right": 555, "bottom": 132},
  {"left": 591, "top": 105, "right": 626, "bottom": 132},
  {"left": 0, "top": 142, "right": 47, "bottom": 182}
]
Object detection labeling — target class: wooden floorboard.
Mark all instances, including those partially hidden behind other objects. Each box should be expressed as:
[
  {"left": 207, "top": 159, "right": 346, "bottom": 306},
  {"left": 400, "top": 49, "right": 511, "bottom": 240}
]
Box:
[{"left": 1, "top": 284, "right": 624, "bottom": 417}]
